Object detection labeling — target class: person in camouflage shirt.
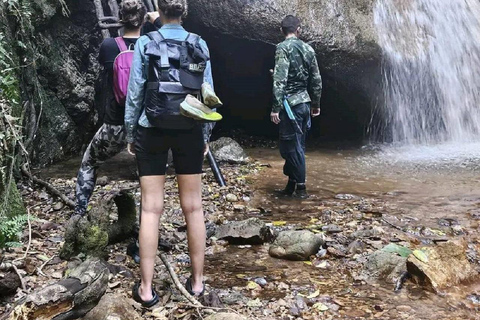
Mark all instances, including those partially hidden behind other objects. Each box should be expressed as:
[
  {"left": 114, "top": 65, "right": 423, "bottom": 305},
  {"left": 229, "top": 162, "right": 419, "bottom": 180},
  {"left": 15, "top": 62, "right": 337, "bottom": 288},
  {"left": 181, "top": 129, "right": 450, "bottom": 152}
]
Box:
[{"left": 271, "top": 15, "right": 322, "bottom": 199}]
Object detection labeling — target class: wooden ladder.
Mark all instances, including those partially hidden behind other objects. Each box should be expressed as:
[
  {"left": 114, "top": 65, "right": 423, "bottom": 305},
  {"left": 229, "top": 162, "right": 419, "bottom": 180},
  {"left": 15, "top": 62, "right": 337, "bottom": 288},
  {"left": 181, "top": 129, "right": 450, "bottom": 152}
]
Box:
[{"left": 93, "top": 0, "right": 158, "bottom": 39}]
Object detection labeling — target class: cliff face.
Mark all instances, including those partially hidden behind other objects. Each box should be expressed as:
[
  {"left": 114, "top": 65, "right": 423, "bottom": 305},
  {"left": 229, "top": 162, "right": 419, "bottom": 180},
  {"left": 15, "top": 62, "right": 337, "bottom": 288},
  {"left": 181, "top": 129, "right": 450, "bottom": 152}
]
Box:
[{"left": 24, "top": 0, "right": 103, "bottom": 165}]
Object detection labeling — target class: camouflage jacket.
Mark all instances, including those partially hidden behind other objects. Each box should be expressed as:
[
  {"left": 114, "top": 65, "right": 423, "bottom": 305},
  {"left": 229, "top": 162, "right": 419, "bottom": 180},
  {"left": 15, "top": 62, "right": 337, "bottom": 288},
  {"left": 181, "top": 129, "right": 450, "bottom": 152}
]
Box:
[{"left": 272, "top": 37, "right": 322, "bottom": 112}]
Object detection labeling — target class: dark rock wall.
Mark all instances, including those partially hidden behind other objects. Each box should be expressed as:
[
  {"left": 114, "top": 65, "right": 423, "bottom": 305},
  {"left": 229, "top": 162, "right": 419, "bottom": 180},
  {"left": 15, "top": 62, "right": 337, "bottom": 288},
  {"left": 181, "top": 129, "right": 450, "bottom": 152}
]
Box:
[{"left": 24, "top": 0, "right": 103, "bottom": 166}]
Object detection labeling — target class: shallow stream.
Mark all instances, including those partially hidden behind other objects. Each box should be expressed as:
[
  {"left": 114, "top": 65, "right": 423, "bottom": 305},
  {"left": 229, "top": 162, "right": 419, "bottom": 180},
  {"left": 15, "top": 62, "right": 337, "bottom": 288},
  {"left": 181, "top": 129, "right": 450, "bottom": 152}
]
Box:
[{"left": 38, "top": 143, "right": 480, "bottom": 319}]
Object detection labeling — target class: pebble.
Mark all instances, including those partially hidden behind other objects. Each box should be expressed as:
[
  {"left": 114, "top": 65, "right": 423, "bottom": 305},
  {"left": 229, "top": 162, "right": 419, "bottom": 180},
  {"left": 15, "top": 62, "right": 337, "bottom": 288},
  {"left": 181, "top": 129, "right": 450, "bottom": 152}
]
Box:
[
  {"left": 335, "top": 194, "right": 358, "bottom": 200},
  {"left": 467, "top": 294, "right": 480, "bottom": 305},
  {"left": 254, "top": 277, "right": 267, "bottom": 287},
  {"left": 97, "top": 176, "right": 110, "bottom": 186},
  {"left": 322, "top": 224, "right": 342, "bottom": 234},
  {"left": 226, "top": 194, "right": 238, "bottom": 202},
  {"left": 396, "top": 305, "right": 413, "bottom": 313},
  {"left": 53, "top": 202, "right": 64, "bottom": 211},
  {"left": 233, "top": 204, "right": 245, "bottom": 211}
]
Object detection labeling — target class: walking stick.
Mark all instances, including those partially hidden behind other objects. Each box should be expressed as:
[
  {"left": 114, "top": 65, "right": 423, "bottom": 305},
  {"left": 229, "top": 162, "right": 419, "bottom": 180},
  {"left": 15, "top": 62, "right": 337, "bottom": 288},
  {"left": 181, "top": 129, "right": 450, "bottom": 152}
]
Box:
[{"left": 206, "top": 150, "right": 226, "bottom": 187}]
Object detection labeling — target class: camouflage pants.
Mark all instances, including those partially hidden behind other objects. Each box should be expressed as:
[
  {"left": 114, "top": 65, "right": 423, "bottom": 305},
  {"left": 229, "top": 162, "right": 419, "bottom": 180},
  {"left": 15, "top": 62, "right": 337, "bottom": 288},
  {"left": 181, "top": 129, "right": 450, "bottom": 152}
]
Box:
[{"left": 75, "top": 124, "right": 127, "bottom": 215}]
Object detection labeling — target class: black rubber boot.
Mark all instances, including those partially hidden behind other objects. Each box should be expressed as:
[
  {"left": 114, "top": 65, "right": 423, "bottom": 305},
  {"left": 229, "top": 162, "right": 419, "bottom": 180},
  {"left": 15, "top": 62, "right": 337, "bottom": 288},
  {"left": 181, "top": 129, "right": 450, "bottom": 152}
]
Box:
[
  {"left": 293, "top": 183, "right": 308, "bottom": 199},
  {"left": 277, "top": 179, "right": 296, "bottom": 196},
  {"left": 127, "top": 240, "right": 140, "bottom": 264}
]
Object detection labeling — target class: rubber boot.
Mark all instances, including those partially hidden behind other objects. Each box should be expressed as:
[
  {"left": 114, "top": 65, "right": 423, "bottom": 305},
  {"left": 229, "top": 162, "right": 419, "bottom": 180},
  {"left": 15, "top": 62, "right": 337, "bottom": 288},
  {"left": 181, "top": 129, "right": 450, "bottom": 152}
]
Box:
[
  {"left": 293, "top": 183, "right": 308, "bottom": 199},
  {"left": 277, "top": 179, "right": 296, "bottom": 196},
  {"left": 127, "top": 240, "right": 140, "bottom": 264}
]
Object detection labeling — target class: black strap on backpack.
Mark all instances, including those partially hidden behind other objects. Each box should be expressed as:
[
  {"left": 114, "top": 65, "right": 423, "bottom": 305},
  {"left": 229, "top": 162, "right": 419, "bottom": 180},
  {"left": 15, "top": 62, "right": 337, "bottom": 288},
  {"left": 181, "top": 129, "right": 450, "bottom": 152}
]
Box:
[{"left": 146, "top": 31, "right": 170, "bottom": 81}]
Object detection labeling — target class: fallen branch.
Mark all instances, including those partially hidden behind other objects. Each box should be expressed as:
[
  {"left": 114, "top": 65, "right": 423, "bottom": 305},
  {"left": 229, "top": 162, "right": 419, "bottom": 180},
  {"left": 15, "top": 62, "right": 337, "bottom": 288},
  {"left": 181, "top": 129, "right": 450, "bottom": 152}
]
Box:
[
  {"left": 11, "top": 264, "right": 26, "bottom": 291},
  {"left": 159, "top": 253, "right": 203, "bottom": 307},
  {"left": 37, "top": 256, "right": 54, "bottom": 277},
  {"left": 21, "top": 164, "right": 75, "bottom": 209}
]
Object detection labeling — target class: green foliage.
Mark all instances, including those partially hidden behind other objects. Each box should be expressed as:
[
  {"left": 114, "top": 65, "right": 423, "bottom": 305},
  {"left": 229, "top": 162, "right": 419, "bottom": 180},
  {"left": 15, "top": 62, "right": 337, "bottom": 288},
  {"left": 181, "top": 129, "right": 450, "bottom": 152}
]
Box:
[
  {"left": 0, "top": 33, "right": 20, "bottom": 105},
  {"left": 0, "top": 214, "right": 29, "bottom": 249}
]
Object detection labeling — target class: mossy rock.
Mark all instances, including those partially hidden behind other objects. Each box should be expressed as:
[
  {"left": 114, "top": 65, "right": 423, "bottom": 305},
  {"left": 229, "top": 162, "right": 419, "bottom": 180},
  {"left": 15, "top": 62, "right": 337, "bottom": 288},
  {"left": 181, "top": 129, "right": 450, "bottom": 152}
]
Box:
[{"left": 60, "top": 192, "right": 136, "bottom": 260}]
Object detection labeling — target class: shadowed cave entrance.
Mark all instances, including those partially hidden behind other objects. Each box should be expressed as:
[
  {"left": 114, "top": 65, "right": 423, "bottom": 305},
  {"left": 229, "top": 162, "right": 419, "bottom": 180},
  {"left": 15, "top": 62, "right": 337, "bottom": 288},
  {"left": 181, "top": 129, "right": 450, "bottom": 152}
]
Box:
[{"left": 185, "top": 26, "right": 372, "bottom": 144}]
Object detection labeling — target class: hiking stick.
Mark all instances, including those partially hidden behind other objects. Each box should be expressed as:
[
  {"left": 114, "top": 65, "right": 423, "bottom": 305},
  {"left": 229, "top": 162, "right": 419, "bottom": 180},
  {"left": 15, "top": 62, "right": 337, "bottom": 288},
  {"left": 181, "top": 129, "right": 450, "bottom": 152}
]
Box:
[{"left": 206, "top": 150, "right": 226, "bottom": 187}]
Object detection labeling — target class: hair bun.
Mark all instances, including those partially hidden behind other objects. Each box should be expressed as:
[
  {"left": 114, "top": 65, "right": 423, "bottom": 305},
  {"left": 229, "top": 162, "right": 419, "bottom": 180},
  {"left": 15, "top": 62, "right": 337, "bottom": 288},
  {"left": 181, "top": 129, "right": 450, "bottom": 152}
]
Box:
[
  {"left": 159, "top": 0, "right": 188, "bottom": 18},
  {"left": 120, "top": 0, "right": 146, "bottom": 28}
]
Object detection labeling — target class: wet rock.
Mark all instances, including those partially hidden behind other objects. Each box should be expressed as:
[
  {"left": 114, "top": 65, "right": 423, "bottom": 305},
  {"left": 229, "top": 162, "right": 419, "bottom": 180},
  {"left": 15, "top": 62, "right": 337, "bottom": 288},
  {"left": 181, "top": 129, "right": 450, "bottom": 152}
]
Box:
[
  {"left": 469, "top": 209, "right": 480, "bottom": 220},
  {"left": 335, "top": 194, "right": 360, "bottom": 200},
  {"left": 269, "top": 230, "right": 324, "bottom": 261},
  {"left": 210, "top": 137, "right": 249, "bottom": 164},
  {"left": 206, "top": 222, "right": 217, "bottom": 239},
  {"left": 215, "top": 218, "right": 274, "bottom": 244},
  {"left": 407, "top": 240, "right": 478, "bottom": 293},
  {"left": 226, "top": 194, "right": 238, "bottom": 202},
  {"left": 254, "top": 277, "right": 267, "bottom": 287},
  {"left": 218, "top": 290, "right": 249, "bottom": 305},
  {"left": 350, "top": 227, "right": 384, "bottom": 239},
  {"left": 97, "top": 176, "right": 109, "bottom": 186},
  {"left": 451, "top": 225, "right": 465, "bottom": 236},
  {"left": 347, "top": 240, "right": 365, "bottom": 255},
  {"left": 327, "top": 246, "right": 346, "bottom": 258},
  {"left": 360, "top": 247, "right": 407, "bottom": 283},
  {"left": 396, "top": 305, "right": 413, "bottom": 313},
  {"left": 467, "top": 294, "right": 480, "bottom": 305},
  {"left": 0, "top": 272, "right": 21, "bottom": 297},
  {"left": 83, "top": 293, "right": 141, "bottom": 320},
  {"left": 322, "top": 224, "right": 342, "bottom": 234},
  {"left": 233, "top": 204, "right": 246, "bottom": 211},
  {"left": 437, "top": 218, "right": 459, "bottom": 227}
]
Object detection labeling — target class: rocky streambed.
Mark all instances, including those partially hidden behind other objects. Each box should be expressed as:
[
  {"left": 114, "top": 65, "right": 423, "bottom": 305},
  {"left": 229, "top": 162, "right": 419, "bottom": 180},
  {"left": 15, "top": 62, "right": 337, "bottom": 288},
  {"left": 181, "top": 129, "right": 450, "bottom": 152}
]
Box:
[{"left": 1, "top": 141, "right": 479, "bottom": 320}]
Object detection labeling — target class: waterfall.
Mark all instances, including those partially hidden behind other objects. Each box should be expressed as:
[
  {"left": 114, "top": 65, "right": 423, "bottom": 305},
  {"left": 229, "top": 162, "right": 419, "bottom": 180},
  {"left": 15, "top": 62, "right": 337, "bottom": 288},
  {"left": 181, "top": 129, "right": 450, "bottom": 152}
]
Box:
[{"left": 374, "top": 0, "right": 480, "bottom": 145}]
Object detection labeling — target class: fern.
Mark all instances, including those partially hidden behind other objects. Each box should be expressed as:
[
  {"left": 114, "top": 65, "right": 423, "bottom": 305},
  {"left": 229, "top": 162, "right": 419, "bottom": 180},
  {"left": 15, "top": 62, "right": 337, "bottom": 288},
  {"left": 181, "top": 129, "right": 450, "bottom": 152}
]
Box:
[{"left": 0, "top": 214, "right": 30, "bottom": 249}]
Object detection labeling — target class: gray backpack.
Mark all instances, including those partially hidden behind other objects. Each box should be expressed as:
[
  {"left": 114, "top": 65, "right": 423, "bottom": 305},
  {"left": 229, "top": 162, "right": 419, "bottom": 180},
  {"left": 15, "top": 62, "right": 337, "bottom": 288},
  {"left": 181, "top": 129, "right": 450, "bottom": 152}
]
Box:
[{"left": 144, "top": 31, "right": 209, "bottom": 129}]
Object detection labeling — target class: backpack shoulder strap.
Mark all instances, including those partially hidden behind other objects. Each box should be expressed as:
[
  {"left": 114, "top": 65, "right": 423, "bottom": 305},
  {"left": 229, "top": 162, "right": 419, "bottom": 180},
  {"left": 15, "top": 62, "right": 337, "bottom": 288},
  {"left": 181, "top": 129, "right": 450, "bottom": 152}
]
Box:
[
  {"left": 185, "top": 33, "right": 201, "bottom": 46},
  {"left": 114, "top": 37, "right": 128, "bottom": 52},
  {"left": 146, "top": 31, "right": 169, "bottom": 80},
  {"left": 147, "top": 31, "right": 165, "bottom": 42}
]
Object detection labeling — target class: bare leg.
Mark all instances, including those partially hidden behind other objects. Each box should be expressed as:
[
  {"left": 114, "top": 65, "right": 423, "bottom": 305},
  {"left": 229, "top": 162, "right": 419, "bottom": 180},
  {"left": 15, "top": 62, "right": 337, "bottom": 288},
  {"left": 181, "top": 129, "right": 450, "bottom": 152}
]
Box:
[
  {"left": 138, "top": 175, "right": 165, "bottom": 301},
  {"left": 178, "top": 174, "right": 205, "bottom": 293}
]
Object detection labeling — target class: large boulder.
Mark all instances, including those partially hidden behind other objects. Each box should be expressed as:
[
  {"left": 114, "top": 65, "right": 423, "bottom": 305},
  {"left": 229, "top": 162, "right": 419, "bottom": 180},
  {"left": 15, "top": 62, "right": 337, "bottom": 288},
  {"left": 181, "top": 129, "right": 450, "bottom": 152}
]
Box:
[
  {"left": 83, "top": 293, "right": 141, "bottom": 320},
  {"left": 407, "top": 240, "right": 478, "bottom": 293},
  {"left": 269, "top": 230, "right": 324, "bottom": 261},
  {"left": 187, "top": 0, "right": 381, "bottom": 140},
  {"left": 210, "top": 137, "right": 250, "bottom": 164},
  {"left": 215, "top": 218, "right": 274, "bottom": 245}
]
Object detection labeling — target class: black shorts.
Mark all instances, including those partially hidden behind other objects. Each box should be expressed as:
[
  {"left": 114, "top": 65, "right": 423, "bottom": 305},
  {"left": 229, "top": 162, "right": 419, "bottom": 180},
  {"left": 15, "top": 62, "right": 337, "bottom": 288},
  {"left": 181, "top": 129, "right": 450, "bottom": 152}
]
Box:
[{"left": 135, "top": 125, "right": 204, "bottom": 176}]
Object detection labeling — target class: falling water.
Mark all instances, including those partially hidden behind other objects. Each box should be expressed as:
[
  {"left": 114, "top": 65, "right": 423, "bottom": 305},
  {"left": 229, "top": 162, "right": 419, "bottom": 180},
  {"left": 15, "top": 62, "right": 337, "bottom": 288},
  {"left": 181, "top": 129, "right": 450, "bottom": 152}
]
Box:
[{"left": 374, "top": 0, "right": 480, "bottom": 145}]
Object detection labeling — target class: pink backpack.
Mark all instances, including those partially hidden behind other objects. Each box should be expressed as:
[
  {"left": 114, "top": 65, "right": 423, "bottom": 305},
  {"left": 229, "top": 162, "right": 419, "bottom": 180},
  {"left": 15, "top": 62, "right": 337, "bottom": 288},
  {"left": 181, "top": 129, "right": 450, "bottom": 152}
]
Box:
[{"left": 113, "top": 37, "right": 134, "bottom": 106}]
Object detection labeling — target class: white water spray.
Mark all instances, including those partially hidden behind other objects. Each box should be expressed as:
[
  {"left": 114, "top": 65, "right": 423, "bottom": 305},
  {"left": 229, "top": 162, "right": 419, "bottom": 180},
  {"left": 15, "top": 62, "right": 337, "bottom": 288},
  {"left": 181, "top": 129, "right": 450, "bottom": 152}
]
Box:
[{"left": 374, "top": 0, "right": 480, "bottom": 145}]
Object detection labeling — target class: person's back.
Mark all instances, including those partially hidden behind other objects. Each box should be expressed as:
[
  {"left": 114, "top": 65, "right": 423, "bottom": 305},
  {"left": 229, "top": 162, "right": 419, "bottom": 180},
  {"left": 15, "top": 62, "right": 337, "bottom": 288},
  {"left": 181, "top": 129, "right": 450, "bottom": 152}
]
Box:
[
  {"left": 74, "top": 0, "right": 146, "bottom": 216},
  {"left": 271, "top": 15, "right": 322, "bottom": 199}
]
